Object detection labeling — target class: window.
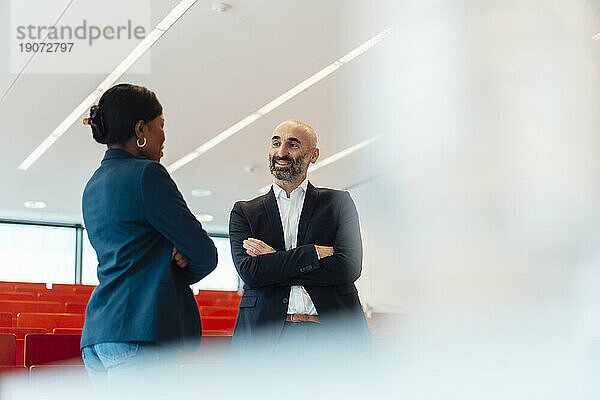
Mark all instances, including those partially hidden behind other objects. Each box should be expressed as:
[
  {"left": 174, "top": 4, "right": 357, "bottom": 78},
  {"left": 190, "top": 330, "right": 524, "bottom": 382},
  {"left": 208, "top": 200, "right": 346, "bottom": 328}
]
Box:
[
  {"left": 81, "top": 233, "right": 99, "bottom": 285},
  {"left": 82, "top": 232, "right": 239, "bottom": 291},
  {"left": 190, "top": 236, "right": 240, "bottom": 291},
  {"left": 0, "top": 222, "right": 75, "bottom": 284}
]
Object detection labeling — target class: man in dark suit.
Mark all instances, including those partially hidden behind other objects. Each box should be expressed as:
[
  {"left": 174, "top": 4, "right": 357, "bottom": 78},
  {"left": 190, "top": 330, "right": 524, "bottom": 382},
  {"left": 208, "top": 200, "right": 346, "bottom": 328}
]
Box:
[{"left": 229, "top": 120, "right": 370, "bottom": 351}]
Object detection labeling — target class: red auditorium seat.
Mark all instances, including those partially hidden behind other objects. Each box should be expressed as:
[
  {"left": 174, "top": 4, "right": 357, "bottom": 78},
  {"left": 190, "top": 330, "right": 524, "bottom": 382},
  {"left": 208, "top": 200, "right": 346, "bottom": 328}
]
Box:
[
  {"left": 0, "top": 312, "right": 12, "bottom": 327},
  {"left": 37, "top": 294, "right": 91, "bottom": 305},
  {"left": 0, "top": 334, "right": 16, "bottom": 365},
  {"left": 16, "top": 340, "right": 25, "bottom": 366},
  {"left": 51, "top": 284, "right": 95, "bottom": 295},
  {"left": 0, "top": 328, "right": 46, "bottom": 339},
  {"left": 16, "top": 313, "right": 85, "bottom": 330},
  {"left": 0, "top": 282, "right": 16, "bottom": 292},
  {"left": 201, "top": 316, "right": 236, "bottom": 333},
  {"left": 197, "top": 289, "right": 240, "bottom": 297},
  {"left": 64, "top": 303, "right": 87, "bottom": 314},
  {"left": 0, "top": 301, "right": 63, "bottom": 314},
  {"left": 195, "top": 290, "right": 241, "bottom": 300},
  {"left": 195, "top": 296, "right": 241, "bottom": 307},
  {"left": 0, "top": 293, "right": 36, "bottom": 301},
  {"left": 13, "top": 284, "right": 47, "bottom": 293},
  {"left": 52, "top": 328, "right": 82, "bottom": 335},
  {"left": 24, "top": 334, "right": 82, "bottom": 367},
  {"left": 0, "top": 329, "right": 47, "bottom": 366},
  {"left": 13, "top": 283, "right": 93, "bottom": 295},
  {"left": 198, "top": 306, "right": 239, "bottom": 318}
]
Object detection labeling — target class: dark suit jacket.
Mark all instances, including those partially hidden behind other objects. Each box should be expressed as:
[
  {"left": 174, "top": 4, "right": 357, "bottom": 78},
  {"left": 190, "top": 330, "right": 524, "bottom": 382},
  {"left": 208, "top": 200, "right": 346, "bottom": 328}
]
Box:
[
  {"left": 81, "top": 149, "right": 217, "bottom": 350},
  {"left": 229, "top": 181, "right": 370, "bottom": 346}
]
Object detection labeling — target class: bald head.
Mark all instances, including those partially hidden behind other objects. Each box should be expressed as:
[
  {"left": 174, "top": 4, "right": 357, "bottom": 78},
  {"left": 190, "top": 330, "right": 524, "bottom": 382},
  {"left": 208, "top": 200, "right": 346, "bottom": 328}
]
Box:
[
  {"left": 269, "top": 120, "right": 320, "bottom": 185},
  {"left": 273, "top": 120, "right": 318, "bottom": 150}
]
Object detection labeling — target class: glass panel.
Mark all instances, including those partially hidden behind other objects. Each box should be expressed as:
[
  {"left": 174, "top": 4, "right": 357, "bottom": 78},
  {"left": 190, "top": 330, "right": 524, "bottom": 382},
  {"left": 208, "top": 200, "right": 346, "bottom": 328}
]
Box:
[
  {"left": 82, "top": 233, "right": 239, "bottom": 291},
  {"left": 81, "top": 233, "right": 99, "bottom": 285},
  {"left": 0, "top": 223, "right": 75, "bottom": 284},
  {"left": 190, "top": 236, "right": 239, "bottom": 291}
]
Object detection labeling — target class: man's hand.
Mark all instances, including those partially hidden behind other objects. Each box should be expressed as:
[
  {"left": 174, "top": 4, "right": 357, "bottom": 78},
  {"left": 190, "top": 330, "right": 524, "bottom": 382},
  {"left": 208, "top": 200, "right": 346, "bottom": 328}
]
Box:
[
  {"left": 315, "top": 245, "right": 334, "bottom": 260},
  {"left": 243, "top": 238, "right": 276, "bottom": 257},
  {"left": 171, "top": 247, "right": 189, "bottom": 268}
]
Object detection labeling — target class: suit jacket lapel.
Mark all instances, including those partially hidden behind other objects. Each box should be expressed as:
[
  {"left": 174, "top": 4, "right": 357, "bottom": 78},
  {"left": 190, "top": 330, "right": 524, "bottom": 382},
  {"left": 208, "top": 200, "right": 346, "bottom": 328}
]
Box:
[
  {"left": 297, "top": 181, "right": 318, "bottom": 246},
  {"left": 261, "top": 187, "right": 286, "bottom": 251}
]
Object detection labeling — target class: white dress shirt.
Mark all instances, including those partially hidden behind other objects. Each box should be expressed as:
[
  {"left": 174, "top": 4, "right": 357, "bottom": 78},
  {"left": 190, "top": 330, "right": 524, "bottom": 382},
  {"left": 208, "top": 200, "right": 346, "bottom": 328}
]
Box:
[{"left": 272, "top": 178, "right": 318, "bottom": 316}]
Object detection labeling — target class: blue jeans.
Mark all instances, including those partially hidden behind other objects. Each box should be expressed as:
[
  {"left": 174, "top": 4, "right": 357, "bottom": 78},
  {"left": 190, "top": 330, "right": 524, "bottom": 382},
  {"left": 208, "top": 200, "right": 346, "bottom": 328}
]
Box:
[{"left": 82, "top": 342, "right": 177, "bottom": 388}]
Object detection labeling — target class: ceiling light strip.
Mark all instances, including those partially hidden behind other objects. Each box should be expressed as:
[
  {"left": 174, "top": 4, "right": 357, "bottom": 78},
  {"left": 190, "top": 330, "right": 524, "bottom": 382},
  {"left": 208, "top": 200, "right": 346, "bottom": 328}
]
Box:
[
  {"left": 17, "top": 0, "right": 198, "bottom": 171},
  {"left": 167, "top": 28, "right": 391, "bottom": 173},
  {"left": 257, "top": 135, "right": 381, "bottom": 194},
  {"left": 166, "top": 113, "right": 262, "bottom": 172},
  {"left": 308, "top": 135, "right": 380, "bottom": 173}
]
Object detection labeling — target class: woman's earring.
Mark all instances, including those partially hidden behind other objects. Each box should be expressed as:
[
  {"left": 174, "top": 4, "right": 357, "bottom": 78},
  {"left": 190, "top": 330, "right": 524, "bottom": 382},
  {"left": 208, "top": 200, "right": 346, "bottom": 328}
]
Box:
[{"left": 137, "top": 137, "right": 147, "bottom": 148}]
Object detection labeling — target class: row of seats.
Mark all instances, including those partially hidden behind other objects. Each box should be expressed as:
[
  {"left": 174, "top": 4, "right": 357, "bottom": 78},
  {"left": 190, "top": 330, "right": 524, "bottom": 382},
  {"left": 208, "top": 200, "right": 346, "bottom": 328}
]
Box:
[
  {"left": 0, "top": 328, "right": 68, "bottom": 365},
  {"left": 0, "top": 326, "right": 234, "bottom": 367},
  {"left": 0, "top": 282, "right": 242, "bottom": 307},
  {"left": 0, "top": 281, "right": 397, "bottom": 371},
  {"left": 1, "top": 282, "right": 392, "bottom": 335},
  {"left": 0, "top": 337, "right": 235, "bottom": 386},
  {"left": 0, "top": 282, "right": 95, "bottom": 293},
  {"left": 0, "top": 334, "right": 234, "bottom": 364},
  {"left": 0, "top": 310, "right": 237, "bottom": 331},
  {"left": 0, "top": 281, "right": 241, "bottom": 370},
  {"left": 1, "top": 312, "right": 237, "bottom": 332},
  {"left": 1, "top": 298, "right": 240, "bottom": 312},
  {"left": 1, "top": 281, "right": 241, "bottom": 296},
  {"left": 0, "top": 334, "right": 234, "bottom": 376},
  {"left": 0, "top": 334, "right": 81, "bottom": 367}
]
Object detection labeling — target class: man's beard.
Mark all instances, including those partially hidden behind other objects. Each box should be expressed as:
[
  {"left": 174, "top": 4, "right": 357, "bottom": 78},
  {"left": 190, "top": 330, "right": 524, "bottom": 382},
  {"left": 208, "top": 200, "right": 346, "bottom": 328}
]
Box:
[{"left": 269, "top": 152, "right": 311, "bottom": 183}]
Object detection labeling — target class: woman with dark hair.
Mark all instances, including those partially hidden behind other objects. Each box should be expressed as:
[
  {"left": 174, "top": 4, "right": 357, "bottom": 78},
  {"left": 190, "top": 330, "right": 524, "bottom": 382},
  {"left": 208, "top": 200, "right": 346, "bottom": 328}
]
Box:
[{"left": 80, "top": 83, "right": 217, "bottom": 385}]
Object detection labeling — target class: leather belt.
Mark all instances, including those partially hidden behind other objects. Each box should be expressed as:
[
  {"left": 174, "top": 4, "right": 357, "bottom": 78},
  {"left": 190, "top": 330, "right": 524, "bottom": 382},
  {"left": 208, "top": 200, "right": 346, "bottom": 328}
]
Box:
[{"left": 286, "top": 314, "right": 321, "bottom": 324}]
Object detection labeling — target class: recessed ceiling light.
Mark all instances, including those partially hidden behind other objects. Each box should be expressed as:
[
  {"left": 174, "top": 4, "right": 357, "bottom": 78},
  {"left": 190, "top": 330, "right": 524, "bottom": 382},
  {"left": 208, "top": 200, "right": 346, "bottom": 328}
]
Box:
[
  {"left": 24, "top": 201, "right": 46, "bottom": 209},
  {"left": 191, "top": 189, "right": 212, "bottom": 197},
  {"left": 212, "top": 2, "right": 230, "bottom": 12},
  {"left": 195, "top": 214, "right": 214, "bottom": 222},
  {"left": 593, "top": 33, "right": 600, "bottom": 41}
]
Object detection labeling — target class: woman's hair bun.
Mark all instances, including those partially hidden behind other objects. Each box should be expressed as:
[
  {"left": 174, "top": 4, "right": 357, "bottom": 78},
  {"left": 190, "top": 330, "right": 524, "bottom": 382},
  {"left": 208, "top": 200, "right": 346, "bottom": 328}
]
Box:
[{"left": 87, "top": 105, "right": 107, "bottom": 144}]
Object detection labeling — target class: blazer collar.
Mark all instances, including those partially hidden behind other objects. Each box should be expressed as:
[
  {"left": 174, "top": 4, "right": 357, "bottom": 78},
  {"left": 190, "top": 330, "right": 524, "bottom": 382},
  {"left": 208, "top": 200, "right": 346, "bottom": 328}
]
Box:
[
  {"left": 102, "top": 148, "right": 147, "bottom": 162},
  {"left": 297, "top": 181, "right": 318, "bottom": 246},
  {"left": 261, "top": 187, "right": 286, "bottom": 251}
]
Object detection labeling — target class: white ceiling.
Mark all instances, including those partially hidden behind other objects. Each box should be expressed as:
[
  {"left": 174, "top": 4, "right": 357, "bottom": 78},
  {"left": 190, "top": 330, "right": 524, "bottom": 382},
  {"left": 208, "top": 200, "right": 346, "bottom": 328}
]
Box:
[{"left": 0, "top": 0, "right": 397, "bottom": 232}]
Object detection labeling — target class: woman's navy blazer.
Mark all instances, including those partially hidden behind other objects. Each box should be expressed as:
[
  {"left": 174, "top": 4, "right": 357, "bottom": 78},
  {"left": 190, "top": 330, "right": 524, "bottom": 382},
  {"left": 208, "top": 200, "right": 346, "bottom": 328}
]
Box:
[{"left": 81, "top": 149, "right": 217, "bottom": 349}]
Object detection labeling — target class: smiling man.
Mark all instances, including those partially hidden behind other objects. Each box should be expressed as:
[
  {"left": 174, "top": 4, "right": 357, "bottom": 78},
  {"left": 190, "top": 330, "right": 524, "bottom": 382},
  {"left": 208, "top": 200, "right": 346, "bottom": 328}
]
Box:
[{"left": 229, "top": 120, "right": 370, "bottom": 352}]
